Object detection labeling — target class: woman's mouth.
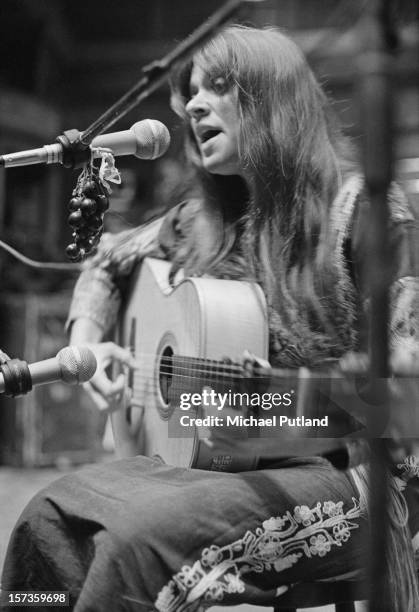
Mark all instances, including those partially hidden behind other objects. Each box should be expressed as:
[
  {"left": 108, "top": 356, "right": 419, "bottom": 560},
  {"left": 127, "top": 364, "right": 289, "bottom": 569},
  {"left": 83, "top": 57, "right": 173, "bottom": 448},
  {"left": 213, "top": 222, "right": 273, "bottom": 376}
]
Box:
[{"left": 199, "top": 129, "right": 222, "bottom": 144}]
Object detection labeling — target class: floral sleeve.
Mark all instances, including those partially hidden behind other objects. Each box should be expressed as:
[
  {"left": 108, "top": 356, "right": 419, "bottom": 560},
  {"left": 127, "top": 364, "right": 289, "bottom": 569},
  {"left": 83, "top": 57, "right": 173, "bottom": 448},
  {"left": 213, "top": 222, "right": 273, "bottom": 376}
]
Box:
[
  {"left": 66, "top": 216, "right": 166, "bottom": 335},
  {"left": 66, "top": 200, "right": 201, "bottom": 336}
]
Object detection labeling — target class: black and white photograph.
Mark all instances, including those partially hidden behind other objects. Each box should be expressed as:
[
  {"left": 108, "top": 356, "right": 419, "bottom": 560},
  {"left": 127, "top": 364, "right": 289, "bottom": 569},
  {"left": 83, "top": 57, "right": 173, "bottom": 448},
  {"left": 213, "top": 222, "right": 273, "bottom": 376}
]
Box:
[{"left": 0, "top": 1, "right": 419, "bottom": 610}]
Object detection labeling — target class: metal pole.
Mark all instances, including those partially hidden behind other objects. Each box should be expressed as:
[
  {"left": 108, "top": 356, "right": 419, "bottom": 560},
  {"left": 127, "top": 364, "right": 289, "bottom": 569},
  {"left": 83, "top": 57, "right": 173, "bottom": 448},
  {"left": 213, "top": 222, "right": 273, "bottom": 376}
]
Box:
[{"left": 357, "top": 1, "right": 398, "bottom": 609}]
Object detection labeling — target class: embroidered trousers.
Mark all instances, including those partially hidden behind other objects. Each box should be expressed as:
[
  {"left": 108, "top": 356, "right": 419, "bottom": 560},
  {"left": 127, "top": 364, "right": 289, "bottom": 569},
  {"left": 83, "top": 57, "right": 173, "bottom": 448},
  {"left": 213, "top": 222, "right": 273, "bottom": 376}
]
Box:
[{"left": 1, "top": 455, "right": 366, "bottom": 612}]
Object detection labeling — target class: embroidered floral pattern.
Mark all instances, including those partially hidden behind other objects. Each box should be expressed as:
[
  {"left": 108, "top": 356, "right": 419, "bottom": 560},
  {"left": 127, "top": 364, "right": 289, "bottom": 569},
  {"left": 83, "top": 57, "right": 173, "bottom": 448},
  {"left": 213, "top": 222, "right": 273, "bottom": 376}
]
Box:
[
  {"left": 309, "top": 533, "right": 331, "bottom": 557},
  {"left": 397, "top": 455, "right": 419, "bottom": 481},
  {"left": 323, "top": 500, "right": 344, "bottom": 517},
  {"left": 293, "top": 504, "right": 316, "bottom": 525},
  {"left": 155, "top": 497, "right": 365, "bottom": 612}
]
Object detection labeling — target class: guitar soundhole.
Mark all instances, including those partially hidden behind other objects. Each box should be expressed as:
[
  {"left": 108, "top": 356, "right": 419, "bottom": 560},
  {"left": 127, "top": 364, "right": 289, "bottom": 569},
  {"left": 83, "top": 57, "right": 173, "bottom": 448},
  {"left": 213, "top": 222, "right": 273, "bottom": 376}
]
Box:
[{"left": 159, "top": 346, "right": 173, "bottom": 407}]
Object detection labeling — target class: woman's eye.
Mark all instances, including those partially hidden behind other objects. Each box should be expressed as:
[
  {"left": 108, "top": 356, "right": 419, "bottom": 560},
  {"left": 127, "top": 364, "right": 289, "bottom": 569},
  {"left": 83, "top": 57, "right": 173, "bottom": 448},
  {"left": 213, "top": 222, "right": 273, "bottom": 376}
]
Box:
[{"left": 212, "top": 77, "right": 227, "bottom": 94}]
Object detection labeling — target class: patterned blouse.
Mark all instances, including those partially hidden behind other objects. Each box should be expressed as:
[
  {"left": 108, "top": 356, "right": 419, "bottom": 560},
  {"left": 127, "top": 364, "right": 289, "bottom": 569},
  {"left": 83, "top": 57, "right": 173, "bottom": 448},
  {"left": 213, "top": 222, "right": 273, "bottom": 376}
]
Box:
[{"left": 67, "top": 175, "right": 419, "bottom": 364}]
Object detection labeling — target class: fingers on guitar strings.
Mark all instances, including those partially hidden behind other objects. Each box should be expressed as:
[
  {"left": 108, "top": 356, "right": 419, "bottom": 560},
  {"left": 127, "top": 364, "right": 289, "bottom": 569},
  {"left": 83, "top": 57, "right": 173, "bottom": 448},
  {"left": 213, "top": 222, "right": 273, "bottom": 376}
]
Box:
[{"left": 242, "top": 349, "right": 271, "bottom": 377}]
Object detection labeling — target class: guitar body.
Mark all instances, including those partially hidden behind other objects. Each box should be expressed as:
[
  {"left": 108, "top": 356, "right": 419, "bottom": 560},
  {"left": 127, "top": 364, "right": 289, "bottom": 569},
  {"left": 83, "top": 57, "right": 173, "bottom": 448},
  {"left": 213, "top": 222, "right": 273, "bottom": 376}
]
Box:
[{"left": 111, "top": 257, "right": 269, "bottom": 470}]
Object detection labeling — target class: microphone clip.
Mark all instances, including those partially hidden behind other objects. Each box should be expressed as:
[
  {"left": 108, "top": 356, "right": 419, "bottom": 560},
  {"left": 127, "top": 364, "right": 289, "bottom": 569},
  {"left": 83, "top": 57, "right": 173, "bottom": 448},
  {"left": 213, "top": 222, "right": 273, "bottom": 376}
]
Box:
[
  {"left": 0, "top": 359, "right": 32, "bottom": 397},
  {"left": 56, "top": 129, "right": 91, "bottom": 169}
]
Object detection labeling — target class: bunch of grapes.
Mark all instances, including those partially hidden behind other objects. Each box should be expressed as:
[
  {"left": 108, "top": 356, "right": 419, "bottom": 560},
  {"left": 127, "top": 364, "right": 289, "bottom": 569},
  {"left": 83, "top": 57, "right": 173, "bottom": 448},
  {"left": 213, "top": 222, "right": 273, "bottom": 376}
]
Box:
[{"left": 65, "top": 171, "right": 109, "bottom": 261}]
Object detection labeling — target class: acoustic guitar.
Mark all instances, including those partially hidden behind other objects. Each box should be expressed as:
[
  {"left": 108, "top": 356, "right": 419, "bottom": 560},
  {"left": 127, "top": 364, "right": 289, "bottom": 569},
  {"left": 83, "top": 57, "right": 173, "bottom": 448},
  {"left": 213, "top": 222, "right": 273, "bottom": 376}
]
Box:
[{"left": 110, "top": 258, "right": 367, "bottom": 471}]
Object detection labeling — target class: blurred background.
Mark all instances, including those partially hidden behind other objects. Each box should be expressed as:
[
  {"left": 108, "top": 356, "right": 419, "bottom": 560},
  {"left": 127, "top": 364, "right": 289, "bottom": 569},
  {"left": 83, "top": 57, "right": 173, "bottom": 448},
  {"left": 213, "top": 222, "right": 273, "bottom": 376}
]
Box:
[{"left": 0, "top": 2, "right": 418, "bottom": 605}]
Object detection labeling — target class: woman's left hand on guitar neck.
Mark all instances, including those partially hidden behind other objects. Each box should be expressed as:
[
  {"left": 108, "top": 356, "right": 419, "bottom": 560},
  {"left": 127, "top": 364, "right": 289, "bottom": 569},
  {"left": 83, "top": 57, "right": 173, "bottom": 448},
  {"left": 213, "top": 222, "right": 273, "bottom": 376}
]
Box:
[{"left": 198, "top": 351, "right": 272, "bottom": 452}]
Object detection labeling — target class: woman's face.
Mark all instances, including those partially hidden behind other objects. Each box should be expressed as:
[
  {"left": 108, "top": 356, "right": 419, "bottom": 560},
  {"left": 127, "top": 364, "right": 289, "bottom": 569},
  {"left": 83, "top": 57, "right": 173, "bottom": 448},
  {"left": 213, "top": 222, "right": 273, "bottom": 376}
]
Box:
[{"left": 186, "top": 64, "right": 241, "bottom": 176}]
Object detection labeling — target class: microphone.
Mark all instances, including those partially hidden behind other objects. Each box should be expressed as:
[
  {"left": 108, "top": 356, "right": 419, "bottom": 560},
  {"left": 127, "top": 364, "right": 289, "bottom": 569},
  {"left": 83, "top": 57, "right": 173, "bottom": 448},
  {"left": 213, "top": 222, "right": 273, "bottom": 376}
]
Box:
[
  {"left": 0, "top": 119, "right": 171, "bottom": 168},
  {"left": 0, "top": 346, "right": 97, "bottom": 397}
]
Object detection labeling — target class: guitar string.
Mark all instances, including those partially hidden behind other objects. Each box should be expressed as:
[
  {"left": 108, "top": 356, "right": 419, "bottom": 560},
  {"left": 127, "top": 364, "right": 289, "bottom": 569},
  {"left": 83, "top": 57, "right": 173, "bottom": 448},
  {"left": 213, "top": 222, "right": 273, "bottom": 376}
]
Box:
[
  {"left": 123, "top": 357, "right": 330, "bottom": 380},
  {"left": 121, "top": 364, "right": 275, "bottom": 382},
  {"left": 109, "top": 367, "right": 327, "bottom": 391},
  {"left": 102, "top": 368, "right": 239, "bottom": 384},
  {"left": 130, "top": 353, "right": 282, "bottom": 374},
  {"left": 118, "top": 354, "right": 268, "bottom": 379},
  {"left": 121, "top": 350, "right": 336, "bottom": 374},
  {"left": 111, "top": 344, "right": 265, "bottom": 370},
  {"left": 129, "top": 370, "right": 247, "bottom": 385},
  {"left": 102, "top": 352, "right": 336, "bottom": 387},
  {"left": 128, "top": 353, "right": 247, "bottom": 371},
  {"left": 107, "top": 359, "right": 334, "bottom": 385},
  {"left": 109, "top": 365, "right": 259, "bottom": 385}
]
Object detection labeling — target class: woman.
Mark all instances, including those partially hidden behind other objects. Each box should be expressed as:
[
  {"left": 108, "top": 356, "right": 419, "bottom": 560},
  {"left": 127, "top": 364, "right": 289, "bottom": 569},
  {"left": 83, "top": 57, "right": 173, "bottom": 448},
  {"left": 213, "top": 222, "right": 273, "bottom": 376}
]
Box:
[{"left": 2, "top": 26, "right": 419, "bottom": 611}]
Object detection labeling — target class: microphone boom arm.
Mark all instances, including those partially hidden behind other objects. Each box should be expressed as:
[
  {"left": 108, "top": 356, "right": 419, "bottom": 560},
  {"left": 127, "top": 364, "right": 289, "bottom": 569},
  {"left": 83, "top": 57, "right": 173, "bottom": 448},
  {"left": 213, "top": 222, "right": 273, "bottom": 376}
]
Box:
[{"left": 78, "top": 0, "right": 249, "bottom": 147}]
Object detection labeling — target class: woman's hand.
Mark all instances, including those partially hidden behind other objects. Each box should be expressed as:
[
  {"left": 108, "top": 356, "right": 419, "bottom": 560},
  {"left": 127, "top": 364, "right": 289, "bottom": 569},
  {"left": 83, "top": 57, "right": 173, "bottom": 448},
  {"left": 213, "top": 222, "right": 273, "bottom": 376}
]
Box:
[
  {"left": 198, "top": 351, "right": 271, "bottom": 453},
  {"left": 69, "top": 318, "right": 136, "bottom": 411},
  {"left": 80, "top": 341, "right": 136, "bottom": 412},
  {"left": 198, "top": 385, "right": 249, "bottom": 453},
  {"left": 0, "top": 349, "right": 11, "bottom": 364}
]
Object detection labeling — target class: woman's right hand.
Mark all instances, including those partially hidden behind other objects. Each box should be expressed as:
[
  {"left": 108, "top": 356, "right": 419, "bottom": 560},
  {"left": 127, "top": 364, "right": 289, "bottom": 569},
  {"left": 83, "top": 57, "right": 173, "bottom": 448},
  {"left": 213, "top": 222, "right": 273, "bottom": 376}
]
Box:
[
  {"left": 80, "top": 341, "right": 136, "bottom": 412},
  {"left": 69, "top": 318, "right": 136, "bottom": 411}
]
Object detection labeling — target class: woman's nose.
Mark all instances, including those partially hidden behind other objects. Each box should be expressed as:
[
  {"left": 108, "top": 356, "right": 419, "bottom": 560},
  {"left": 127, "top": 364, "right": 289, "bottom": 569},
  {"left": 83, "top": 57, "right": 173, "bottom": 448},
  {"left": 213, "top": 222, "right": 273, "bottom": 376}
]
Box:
[{"left": 185, "top": 93, "right": 210, "bottom": 119}]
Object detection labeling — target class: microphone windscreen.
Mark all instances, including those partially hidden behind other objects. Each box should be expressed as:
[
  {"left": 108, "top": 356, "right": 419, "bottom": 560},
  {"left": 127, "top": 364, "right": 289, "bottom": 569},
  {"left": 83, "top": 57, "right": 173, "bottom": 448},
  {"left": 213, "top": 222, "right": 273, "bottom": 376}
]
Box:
[
  {"left": 57, "top": 346, "right": 97, "bottom": 384},
  {"left": 131, "top": 119, "right": 171, "bottom": 159}
]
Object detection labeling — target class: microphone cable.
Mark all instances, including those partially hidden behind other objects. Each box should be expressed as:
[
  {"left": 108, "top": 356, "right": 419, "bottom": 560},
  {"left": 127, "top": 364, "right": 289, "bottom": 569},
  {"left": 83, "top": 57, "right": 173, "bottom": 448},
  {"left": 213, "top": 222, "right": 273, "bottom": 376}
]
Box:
[{"left": 0, "top": 238, "right": 81, "bottom": 272}]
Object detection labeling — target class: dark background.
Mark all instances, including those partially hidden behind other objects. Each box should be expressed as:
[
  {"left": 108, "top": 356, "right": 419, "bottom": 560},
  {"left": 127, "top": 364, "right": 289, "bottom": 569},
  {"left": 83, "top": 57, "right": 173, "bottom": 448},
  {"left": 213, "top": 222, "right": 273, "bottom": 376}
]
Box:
[{"left": 0, "top": 0, "right": 418, "bottom": 465}]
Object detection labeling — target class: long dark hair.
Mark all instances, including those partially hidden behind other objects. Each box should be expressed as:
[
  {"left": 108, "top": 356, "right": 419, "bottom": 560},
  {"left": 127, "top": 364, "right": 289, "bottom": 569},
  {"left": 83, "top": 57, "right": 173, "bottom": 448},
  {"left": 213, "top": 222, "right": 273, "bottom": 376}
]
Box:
[{"left": 170, "top": 25, "right": 358, "bottom": 366}]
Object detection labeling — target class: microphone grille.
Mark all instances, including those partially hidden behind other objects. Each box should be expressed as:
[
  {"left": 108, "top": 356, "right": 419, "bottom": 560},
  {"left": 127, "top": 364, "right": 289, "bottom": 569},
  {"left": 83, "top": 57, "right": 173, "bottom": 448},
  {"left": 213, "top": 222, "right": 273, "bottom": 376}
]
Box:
[
  {"left": 57, "top": 346, "right": 97, "bottom": 384},
  {"left": 131, "top": 119, "right": 171, "bottom": 160}
]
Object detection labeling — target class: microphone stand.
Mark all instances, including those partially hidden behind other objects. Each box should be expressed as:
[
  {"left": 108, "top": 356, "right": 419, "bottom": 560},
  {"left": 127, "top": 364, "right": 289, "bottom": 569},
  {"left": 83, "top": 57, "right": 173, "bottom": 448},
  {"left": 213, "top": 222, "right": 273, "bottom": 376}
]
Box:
[
  {"left": 55, "top": 0, "right": 252, "bottom": 168},
  {"left": 357, "top": 1, "right": 399, "bottom": 609}
]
